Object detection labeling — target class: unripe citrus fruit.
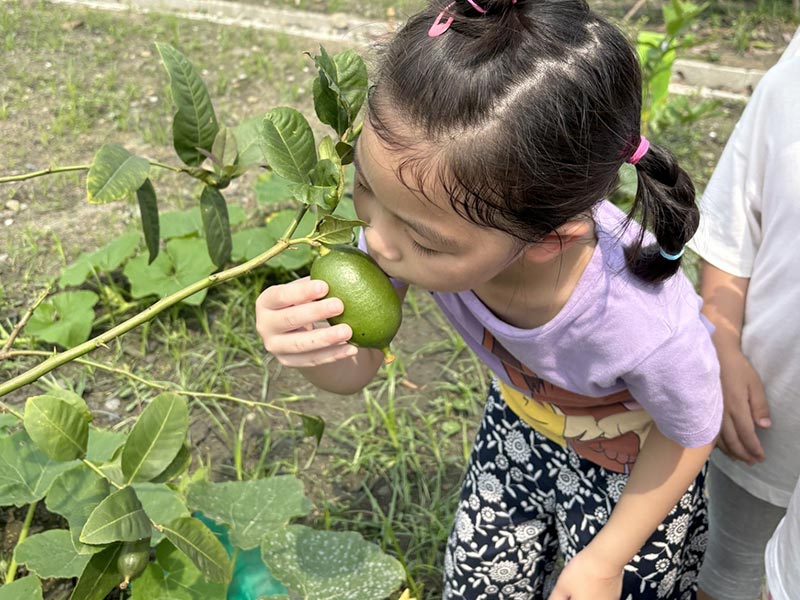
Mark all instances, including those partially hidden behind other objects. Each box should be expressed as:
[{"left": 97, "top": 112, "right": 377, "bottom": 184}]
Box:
[
  {"left": 117, "top": 537, "right": 151, "bottom": 589},
  {"left": 310, "top": 245, "right": 402, "bottom": 361}
]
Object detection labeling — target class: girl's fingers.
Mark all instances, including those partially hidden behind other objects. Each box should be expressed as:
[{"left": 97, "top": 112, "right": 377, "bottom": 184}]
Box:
[
  {"left": 273, "top": 297, "right": 345, "bottom": 335},
  {"left": 266, "top": 323, "right": 352, "bottom": 356},
  {"left": 257, "top": 277, "right": 328, "bottom": 311},
  {"left": 275, "top": 342, "right": 359, "bottom": 368}
]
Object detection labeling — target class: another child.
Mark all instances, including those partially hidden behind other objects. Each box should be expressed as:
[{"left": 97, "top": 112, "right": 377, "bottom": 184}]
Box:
[
  {"left": 689, "top": 26, "right": 800, "bottom": 600},
  {"left": 765, "top": 475, "right": 800, "bottom": 600},
  {"left": 256, "top": 1, "right": 722, "bottom": 598}
]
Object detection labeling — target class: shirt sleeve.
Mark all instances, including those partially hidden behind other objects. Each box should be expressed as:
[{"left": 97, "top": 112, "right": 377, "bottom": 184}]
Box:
[
  {"left": 687, "top": 89, "right": 768, "bottom": 278},
  {"left": 623, "top": 320, "right": 723, "bottom": 448}
]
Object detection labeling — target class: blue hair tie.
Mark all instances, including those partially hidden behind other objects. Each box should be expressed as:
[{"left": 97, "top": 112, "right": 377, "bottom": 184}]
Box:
[{"left": 659, "top": 247, "right": 686, "bottom": 261}]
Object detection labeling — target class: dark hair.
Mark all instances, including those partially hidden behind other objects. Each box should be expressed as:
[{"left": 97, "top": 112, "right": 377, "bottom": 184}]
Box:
[{"left": 367, "top": 0, "right": 698, "bottom": 283}]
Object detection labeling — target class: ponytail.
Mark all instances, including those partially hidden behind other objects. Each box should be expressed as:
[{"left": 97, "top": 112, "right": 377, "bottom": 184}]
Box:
[{"left": 623, "top": 142, "right": 699, "bottom": 283}]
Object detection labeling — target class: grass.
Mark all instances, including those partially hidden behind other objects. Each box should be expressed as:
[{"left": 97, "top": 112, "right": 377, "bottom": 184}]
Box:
[{"left": 0, "top": 0, "right": 773, "bottom": 597}]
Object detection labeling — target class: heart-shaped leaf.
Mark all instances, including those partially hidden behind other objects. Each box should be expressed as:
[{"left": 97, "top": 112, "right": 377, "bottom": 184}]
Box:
[
  {"left": 14, "top": 529, "right": 91, "bottom": 579},
  {"left": 123, "top": 237, "right": 216, "bottom": 306},
  {"left": 186, "top": 476, "right": 312, "bottom": 550},
  {"left": 0, "top": 575, "right": 43, "bottom": 600},
  {"left": 87, "top": 144, "right": 150, "bottom": 204},
  {"left": 59, "top": 231, "right": 141, "bottom": 287},
  {"left": 24, "top": 291, "right": 99, "bottom": 348},
  {"left": 122, "top": 393, "right": 188, "bottom": 484},
  {"left": 261, "top": 525, "right": 406, "bottom": 600},
  {"left": 0, "top": 430, "right": 76, "bottom": 507}
]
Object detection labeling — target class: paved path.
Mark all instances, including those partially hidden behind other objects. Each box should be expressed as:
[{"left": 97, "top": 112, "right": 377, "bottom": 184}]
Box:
[{"left": 49, "top": 0, "right": 766, "bottom": 101}]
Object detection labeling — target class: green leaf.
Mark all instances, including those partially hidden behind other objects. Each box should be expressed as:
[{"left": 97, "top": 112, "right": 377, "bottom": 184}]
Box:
[
  {"left": 200, "top": 186, "right": 232, "bottom": 268},
  {"left": 131, "top": 541, "right": 226, "bottom": 600},
  {"left": 211, "top": 126, "right": 238, "bottom": 170},
  {"left": 312, "top": 47, "right": 368, "bottom": 137},
  {"left": 254, "top": 172, "right": 295, "bottom": 206},
  {"left": 134, "top": 482, "right": 190, "bottom": 529},
  {"left": 261, "top": 525, "right": 406, "bottom": 600},
  {"left": 160, "top": 517, "right": 232, "bottom": 583},
  {"left": 335, "top": 141, "right": 354, "bottom": 165},
  {"left": 186, "top": 476, "right": 312, "bottom": 550},
  {"left": 150, "top": 443, "right": 192, "bottom": 483},
  {"left": 0, "top": 430, "right": 76, "bottom": 507},
  {"left": 231, "top": 114, "right": 268, "bottom": 168},
  {"left": 122, "top": 393, "right": 189, "bottom": 484},
  {"left": 156, "top": 43, "right": 219, "bottom": 167},
  {"left": 314, "top": 215, "right": 364, "bottom": 246},
  {"left": 137, "top": 179, "right": 160, "bottom": 264},
  {"left": 87, "top": 144, "right": 151, "bottom": 204},
  {"left": 23, "top": 393, "right": 90, "bottom": 461},
  {"left": 24, "top": 291, "right": 99, "bottom": 348},
  {"left": 300, "top": 414, "right": 325, "bottom": 446},
  {"left": 59, "top": 231, "right": 140, "bottom": 288},
  {"left": 69, "top": 543, "right": 123, "bottom": 600},
  {"left": 45, "top": 463, "right": 111, "bottom": 555},
  {"left": 14, "top": 529, "right": 91, "bottom": 579},
  {"left": 123, "top": 237, "right": 216, "bottom": 306},
  {"left": 262, "top": 107, "right": 316, "bottom": 183},
  {"left": 80, "top": 486, "right": 151, "bottom": 544},
  {"left": 300, "top": 158, "right": 341, "bottom": 211},
  {"left": 0, "top": 576, "right": 43, "bottom": 600},
  {"left": 0, "top": 414, "right": 18, "bottom": 434},
  {"left": 86, "top": 427, "right": 126, "bottom": 462},
  {"left": 159, "top": 206, "right": 245, "bottom": 240}
]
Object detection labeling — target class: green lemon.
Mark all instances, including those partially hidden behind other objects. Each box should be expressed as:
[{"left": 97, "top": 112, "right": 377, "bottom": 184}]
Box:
[
  {"left": 310, "top": 245, "right": 402, "bottom": 361},
  {"left": 117, "top": 537, "right": 151, "bottom": 589}
]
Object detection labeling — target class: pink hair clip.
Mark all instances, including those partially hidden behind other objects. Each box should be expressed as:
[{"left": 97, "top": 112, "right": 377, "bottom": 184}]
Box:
[
  {"left": 428, "top": 0, "right": 517, "bottom": 38},
  {"left": 626, "top": 136, "right": 650, "bottom": 165}
]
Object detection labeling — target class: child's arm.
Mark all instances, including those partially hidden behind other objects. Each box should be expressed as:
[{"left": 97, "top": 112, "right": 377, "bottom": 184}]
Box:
[
  {"left": 699, "top": 260, "right": 770, "bottom": 464},
  {"left": 548, "top": 427, "right": 713, "bottom": 600},
  {"left": 255, "top": 277, "right": 396, "bottom": 395}
]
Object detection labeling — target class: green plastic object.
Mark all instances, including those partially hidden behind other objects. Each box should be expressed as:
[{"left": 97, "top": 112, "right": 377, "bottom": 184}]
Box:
[{"left": 196, "top": 512, "right": 287, "bottom": 599}]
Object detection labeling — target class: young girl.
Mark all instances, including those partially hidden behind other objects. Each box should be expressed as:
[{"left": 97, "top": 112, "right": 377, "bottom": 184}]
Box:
[{"left": 256, "top": 1, "right": 722, "bottom": 598}]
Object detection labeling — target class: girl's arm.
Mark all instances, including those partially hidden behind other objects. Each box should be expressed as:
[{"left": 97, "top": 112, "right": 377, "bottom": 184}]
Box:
[
  {"left": 699, "top": 260, "right": 770, "bottom": 464},
  {"left": 549, "top": 426, "right": 713, "bottom": 600}
]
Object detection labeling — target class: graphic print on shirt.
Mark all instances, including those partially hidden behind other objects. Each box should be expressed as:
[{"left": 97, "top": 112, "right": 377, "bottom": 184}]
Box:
[{"left": 481, "top": 329, "right": 653, "bottom": 473}]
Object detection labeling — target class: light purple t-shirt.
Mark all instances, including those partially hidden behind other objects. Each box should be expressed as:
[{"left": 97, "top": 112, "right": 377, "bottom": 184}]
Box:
[{"left": 365, "top": 200, "right": 723, "bottom": 473}]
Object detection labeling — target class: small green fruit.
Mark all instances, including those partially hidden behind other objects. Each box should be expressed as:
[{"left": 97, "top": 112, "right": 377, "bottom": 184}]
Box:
[
  {"left": 310, "top": 245, "right": 402, "bottom": 361},
  {"left": 117, "top": 537, "right": 151, "bottom": 589}
]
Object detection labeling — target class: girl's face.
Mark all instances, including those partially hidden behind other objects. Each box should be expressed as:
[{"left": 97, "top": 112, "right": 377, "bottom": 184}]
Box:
[{"left": 352, "top": 123, "right": 524, "bottom": 293}]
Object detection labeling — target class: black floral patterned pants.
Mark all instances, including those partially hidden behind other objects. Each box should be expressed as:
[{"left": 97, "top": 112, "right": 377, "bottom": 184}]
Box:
[{"left": 443, "top": 381, "right": 708, "bottom": 600}]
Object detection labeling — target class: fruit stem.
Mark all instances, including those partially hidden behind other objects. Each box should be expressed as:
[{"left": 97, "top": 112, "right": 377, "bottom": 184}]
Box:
[{"left": 381, "top": 347, "right": 395, "bottom": 364}]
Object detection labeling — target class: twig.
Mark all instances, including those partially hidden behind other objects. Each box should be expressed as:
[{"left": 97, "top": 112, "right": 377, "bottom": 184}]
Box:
[
  {"left": 624, "top": 0, "right": 648, "bottom": 21},
  {"left": 0, "top": 285, "right": 52, "bottom": 358},
  {"left": 4, "top": 501, "right": 38, "bottom": 584}
]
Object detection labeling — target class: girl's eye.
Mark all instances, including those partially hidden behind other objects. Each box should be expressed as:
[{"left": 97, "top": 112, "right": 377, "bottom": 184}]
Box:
[
  {"left": 354, "top": 178, "right": 370, "bottom": 193},
  {"left": 411, "top": 240, "right": 438, "bottom": 257}
]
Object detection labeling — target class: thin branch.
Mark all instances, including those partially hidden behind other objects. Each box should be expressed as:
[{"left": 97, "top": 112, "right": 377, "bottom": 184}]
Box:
[
  {"left": 0, "top": 206, "right": 309, "bottom": 399},
  {"left": 0, "top": 165, "right": 91, "bottom": 184},
  {"left": 0, "top": 285, "right": 52, "bottom": 357}
]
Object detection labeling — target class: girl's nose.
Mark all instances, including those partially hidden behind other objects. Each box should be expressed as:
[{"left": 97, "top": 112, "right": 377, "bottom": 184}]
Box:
[{"left": 364, "top": 224, "right": 401, "bottom": 262}]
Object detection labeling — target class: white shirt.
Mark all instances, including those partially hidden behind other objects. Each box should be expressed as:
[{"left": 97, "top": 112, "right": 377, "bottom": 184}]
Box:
[
  {"left": 765, "top": 475, "right": 800, "bottom": 600},
  {"left": 688, "top": 27, "right": 800, "bottom": 507}
]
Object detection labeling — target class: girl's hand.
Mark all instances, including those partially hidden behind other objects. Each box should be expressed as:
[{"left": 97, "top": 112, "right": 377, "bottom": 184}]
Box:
[
  {"left": 715, "top": 343, "right": 770, "bottom": 465},
  {"left": 255, "top": 277, "right": 357, "bottom": 368},
  {"left": 547, "top": 548, "right": 623, "bottom": 600}
]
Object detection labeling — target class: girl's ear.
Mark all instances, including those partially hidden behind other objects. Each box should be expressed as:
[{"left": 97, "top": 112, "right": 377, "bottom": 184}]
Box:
[{"left": 522, "top": 219, "right": 595, "bottom": 263}]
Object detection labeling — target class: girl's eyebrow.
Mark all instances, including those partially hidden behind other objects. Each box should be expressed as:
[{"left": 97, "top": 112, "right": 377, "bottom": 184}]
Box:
[{"left": 352, "top": 139, "right": 460, "bottom": 250}]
